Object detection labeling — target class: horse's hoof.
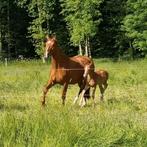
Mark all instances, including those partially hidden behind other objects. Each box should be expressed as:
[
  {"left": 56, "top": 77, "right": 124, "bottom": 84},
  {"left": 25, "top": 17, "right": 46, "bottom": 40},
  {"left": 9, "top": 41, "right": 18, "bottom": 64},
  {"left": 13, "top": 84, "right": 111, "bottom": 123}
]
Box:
[
  {"left": 73, "top": 100, "right": 77, "bottom": 105},
  {"left": 93, "top": 103, "right": 96, "bottom": 108},
  {"left": 62, "top": 102, "right": 65, "bottom": 106},
  {"left": 80, "top": 103, "right": 86, "bottom": 108},
  {"left": 100, "top": 99, "right": 104, "bottom": 102},
  {"left": 41, "top": 101, "right": 46, "bottom": 106}
]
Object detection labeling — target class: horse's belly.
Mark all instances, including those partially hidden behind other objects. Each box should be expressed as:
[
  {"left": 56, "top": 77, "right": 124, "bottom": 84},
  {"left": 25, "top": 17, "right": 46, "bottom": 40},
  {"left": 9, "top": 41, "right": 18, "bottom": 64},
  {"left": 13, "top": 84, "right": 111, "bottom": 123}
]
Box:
[
  {"left": 55, "top": 72, "right": 67, "bottom": 84},
  {"left": 55, "top": 70, "right": 83, "bottom": 84},
  {"left": 69, "top": 74, "right": 83, "bottom": 84}
]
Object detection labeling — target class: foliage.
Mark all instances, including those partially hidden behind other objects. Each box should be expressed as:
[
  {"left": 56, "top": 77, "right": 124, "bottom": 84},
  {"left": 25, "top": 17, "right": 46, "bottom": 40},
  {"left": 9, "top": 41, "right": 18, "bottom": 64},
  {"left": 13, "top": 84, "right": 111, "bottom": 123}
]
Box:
[
  {"left": 122, "top": 0, "right": 147, "bottom": 54},
  {"left": 17, "top": 0, "right": 55, "bottom": 55},
  {"left": 0, "top": 0, "right": 34, "bottom": 59},
  {"left": 61, "top": 0, "right": 103, "bottom": 56},
  {"left": 61, "top": 0, "right": 102, "bottom": 44},
  {"left": 93, "top": 0, "right": 127, "bottom": 57}
]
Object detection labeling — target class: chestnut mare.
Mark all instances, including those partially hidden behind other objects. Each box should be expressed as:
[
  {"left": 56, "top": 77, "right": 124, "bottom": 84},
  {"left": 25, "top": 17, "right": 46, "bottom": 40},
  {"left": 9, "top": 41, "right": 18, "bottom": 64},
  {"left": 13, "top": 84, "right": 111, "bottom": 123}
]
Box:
[{"left": 41, "top": 35, "right": 95, "bottom": 106}]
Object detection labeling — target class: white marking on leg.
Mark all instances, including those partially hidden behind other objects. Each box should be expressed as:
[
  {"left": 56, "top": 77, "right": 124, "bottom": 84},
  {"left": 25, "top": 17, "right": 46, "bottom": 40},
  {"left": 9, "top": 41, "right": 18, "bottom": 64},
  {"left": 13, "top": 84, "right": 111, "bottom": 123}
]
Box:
[
  {"left": 79, "top": 90, "right": 86, "bottom": 106},
  {"left": 92, "top": 86, "right": 96, "bottom": 106},
  {"left": 83, "top": 65, "right": 88, "bottom": 78},
  {"left": 81, "top": 97, "right": 86, "bottom": 107},
  {"left": 73, "top": 95, "right": 79, "bottom": 104},
  {"left": 79, "top": 85, "right": 89, "bottom": 107},
  {"left": 100, "top": 94, "right": 104, "bottom": 101},
  {"left": 45, "top": 50, "right": 48, "bottom": 58}
]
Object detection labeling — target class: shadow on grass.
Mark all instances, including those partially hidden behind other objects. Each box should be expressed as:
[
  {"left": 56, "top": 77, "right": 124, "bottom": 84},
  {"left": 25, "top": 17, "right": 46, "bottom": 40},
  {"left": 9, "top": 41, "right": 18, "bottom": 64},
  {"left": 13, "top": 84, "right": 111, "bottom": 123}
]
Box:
[
  {"left": 107, "top": 97, "right": 120, "bottom": 104},
  {"left": 106, "top": 97, "right": 141, "bottom": 111},
  {"left": 0, "top": 103, "right": 29, "bottom": 112}
]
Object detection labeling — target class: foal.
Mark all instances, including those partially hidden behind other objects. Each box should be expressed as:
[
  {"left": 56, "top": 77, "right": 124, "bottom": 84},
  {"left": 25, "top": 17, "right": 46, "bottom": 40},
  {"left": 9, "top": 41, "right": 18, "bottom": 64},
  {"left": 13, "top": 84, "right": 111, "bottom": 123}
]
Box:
[
  {"left": 41, "top": 35, "right": 95, "bottom": 106},
  {"left": 79, "top": 65, "right": 109, "bottom": 107}
]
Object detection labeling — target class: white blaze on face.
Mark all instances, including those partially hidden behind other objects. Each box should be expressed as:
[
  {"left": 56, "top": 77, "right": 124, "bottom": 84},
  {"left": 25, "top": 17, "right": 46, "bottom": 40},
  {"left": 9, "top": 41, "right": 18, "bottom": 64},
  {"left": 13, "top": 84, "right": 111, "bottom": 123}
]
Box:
[
  {"left": 83, "top": 65, "right": 89, "bottom": 78},
  {"left": 44, "top": 40, "right": 51, "bottom": 58},
  {"left": 45, "top": 49, "right": 48, "bottom": 58}
]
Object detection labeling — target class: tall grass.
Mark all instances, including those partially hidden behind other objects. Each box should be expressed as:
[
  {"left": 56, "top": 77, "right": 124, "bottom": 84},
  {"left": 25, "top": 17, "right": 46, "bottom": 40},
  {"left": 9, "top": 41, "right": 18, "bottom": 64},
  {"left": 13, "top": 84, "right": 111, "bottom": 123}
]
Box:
[{"left": 0, "top": 58, "right": 147, "bottom": 147}]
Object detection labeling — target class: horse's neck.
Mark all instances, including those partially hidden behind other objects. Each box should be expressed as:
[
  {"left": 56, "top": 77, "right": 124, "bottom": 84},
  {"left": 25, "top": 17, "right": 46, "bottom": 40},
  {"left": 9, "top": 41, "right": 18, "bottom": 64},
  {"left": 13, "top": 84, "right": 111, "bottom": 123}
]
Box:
[{"left": 51, "top": 47, "right": 68, "bottom": 68}]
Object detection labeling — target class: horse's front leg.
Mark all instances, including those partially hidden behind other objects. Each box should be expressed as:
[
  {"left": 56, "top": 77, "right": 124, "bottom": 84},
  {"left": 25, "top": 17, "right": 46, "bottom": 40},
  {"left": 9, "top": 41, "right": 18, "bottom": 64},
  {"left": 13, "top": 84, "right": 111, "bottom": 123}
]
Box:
[
  {"left": 79, "top": 85, "right": 89, "bottom": 107},
  {"left": 73, "top": 86, "right": 83, "bottom": 104},
  {"left": 41, "top": 79, "right": 55, "bottom": 106},
  {"left": 61, "top": 82, "right": 69, "bottom": 105}
]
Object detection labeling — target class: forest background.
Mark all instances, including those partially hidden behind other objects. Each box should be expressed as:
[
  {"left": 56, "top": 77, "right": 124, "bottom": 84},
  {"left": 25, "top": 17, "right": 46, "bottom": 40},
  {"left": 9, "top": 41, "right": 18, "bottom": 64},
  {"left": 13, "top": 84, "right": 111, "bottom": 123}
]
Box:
[{"left": 0, "top": 0, "right": 147, "bottom": 59}]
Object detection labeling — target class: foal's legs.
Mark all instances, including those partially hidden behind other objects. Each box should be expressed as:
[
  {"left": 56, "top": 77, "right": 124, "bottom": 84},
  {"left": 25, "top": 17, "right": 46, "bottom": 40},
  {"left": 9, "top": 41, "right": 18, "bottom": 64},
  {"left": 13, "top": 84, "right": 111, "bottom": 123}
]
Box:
[
  {"left": 61, "top": 82, "right": 69, "bottom": 105},
  {"left": 99, "top": 84, "right": 105, "bottom": 101},
  {"left": 92, "top": 86, "right": 96, "bottom": 106},
  {"left": 104, "top": 82, "right": 108, "bottom": 90},
  {"left": 41, "top": 79, "right": 55, "bottom": 106}
]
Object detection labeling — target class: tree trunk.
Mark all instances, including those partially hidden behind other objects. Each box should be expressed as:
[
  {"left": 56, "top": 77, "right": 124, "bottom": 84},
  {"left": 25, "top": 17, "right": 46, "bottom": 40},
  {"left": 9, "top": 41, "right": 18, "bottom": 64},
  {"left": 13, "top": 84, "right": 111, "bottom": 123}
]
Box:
[
  {"left": 79, "top": 42, "right": 82, "bottom": 55},
  {"left": 7, "top": 0, "right": 10, "bottom": 58},
  {"left": 0, "top": 30, "right": 2, "bottom": 59},
  {"left": 37, "top": 0, "right": 44, "bottom": 59},
  {"left": 14, "top": 40, "right": 18, "bottom": 58},
  {"left": 46, "top": 17, "right": 50, "bottom": 34},
  {"left": 129, "top": 41, "right": 134, "bottom": 60},
  {"left": 85, "top": 37, "right": 88, "bottom": 56},
  {"left": 0, "top": 27, "right": 2, "bottom": 58},
  {"left": 87, "top": 37, "right": 91, "bottom": 58}
]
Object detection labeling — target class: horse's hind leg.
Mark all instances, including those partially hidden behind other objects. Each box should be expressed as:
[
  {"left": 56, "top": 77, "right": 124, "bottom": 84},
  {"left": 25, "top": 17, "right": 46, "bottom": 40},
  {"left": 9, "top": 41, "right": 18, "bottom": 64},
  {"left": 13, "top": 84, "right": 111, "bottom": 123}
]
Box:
[
  {"left": 61, "top": 82, "right": 69, "bottom": 105},
  {"left": 100, "top": 82, "right": 108, "bottom": 101},
  {"left": 104, "top": 82, "right": 108, "bottom": 90},
  {"left": 99, "top": 84, "right": 105, "bottom": 101},
  {"left": 92, "top": 86, "right": 96, "bottom": 106},
  {"left": 41, "top": 80, "right": 54, "bottom": 106}
]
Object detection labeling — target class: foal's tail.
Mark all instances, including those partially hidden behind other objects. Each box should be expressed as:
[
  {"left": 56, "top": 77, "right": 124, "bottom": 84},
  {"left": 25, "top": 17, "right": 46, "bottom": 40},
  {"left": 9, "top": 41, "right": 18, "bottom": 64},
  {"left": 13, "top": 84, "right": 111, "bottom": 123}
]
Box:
[{"left": 84, "top": 87, "right": 91, "bottom": 99}]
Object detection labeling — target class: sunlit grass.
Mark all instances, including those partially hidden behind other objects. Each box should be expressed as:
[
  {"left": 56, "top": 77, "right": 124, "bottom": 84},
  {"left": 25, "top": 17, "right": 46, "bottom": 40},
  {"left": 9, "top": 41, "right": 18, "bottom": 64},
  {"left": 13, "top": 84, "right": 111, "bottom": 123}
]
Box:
[{"left": 0, "top": 58, "right": 147, "bottom": 146}]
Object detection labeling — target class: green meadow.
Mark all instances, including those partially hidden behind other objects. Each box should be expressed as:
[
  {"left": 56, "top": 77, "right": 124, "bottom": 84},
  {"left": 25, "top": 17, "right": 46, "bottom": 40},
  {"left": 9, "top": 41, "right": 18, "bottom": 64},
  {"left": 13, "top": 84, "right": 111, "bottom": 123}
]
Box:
[{"left": 0, "top": 58, "right": 147, "bottom": 147}]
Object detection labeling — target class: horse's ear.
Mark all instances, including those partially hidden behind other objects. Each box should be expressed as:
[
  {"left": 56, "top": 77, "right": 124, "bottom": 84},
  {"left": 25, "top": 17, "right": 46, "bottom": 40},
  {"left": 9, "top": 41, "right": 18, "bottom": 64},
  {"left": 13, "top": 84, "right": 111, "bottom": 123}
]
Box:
[
  {"left": 43, "top": 35, "right": 48, "bottom": 43},
  {"left": 51, "top": 33, "right": 56, "bottom": 40},
  {"left": 46, "top": 34, "right": 50, "bottom": 40},
  {"left": 43, "top": 34, "right": 51, "bottom": 43}
]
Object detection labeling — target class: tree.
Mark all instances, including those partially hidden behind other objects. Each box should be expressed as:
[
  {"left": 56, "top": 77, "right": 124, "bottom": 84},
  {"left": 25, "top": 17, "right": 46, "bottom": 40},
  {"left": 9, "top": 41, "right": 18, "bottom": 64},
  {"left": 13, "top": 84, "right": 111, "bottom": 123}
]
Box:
[
  {"left": 93, "top": 0, "right": 127, "bottom": 58},
  {"left": 0, "top": 0, "right": 8, "bottom": 58},
  {"left": 0, "top": 0, "right": 34, "bottom": 59},
  {"left": 17, "top": 0, "right": 55, "bottom": 56},
  {"left": 61, "top": 0, "right": 103, "bottom": 56},
  {"left": 122, "top": 0, "right": 147, "bottom": 58}
]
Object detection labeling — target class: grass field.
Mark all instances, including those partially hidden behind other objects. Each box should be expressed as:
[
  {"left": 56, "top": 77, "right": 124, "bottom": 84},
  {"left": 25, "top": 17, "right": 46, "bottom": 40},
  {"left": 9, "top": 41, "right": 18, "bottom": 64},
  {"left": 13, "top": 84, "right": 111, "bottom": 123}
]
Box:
[{"left": 0, "top": 58, "right": 147, "bottom": 147}]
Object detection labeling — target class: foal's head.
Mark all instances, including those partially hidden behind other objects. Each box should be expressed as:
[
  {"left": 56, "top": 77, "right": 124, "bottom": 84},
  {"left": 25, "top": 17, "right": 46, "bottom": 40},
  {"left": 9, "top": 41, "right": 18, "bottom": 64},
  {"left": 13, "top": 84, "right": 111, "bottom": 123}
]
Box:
[
  {"left": 44, "top": 35, "right": 57, "bottom": 58},
  {"left": 83, "top": 63, "right": 94, "bottom": 78}
]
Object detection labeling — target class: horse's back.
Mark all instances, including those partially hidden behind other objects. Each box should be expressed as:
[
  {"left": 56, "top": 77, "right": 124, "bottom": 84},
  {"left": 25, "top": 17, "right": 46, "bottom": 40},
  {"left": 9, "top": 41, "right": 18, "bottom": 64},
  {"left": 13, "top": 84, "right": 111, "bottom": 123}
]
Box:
[
  {"left": 95, "top": 69, "right": 109, "bottom": 83},
  {"left": 70, "top": 55, "right": 94, "bottom": 67}
]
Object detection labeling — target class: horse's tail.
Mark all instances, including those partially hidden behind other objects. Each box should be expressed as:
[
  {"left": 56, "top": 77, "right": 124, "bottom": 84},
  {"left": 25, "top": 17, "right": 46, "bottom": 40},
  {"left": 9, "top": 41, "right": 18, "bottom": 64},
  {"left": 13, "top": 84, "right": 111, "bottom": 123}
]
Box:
[{"left": 84, "top": 87, "right": 91, "bottom": 99}]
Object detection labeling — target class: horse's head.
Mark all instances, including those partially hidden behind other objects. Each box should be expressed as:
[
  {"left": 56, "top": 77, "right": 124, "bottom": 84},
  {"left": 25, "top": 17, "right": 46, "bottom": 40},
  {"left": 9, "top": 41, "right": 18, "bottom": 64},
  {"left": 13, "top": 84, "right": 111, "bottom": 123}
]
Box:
[
  {"left": 83, "top": 63, "right": 94, "bottom": 78},
  {"left": 83, "top": 65, "right": 90, "bottom": 78},
  {"left": 44, "top": 35, "right": 57, "bottom": 58},
  {"left": 84, "top": 63, "right": 96, "bottom": 86}
]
